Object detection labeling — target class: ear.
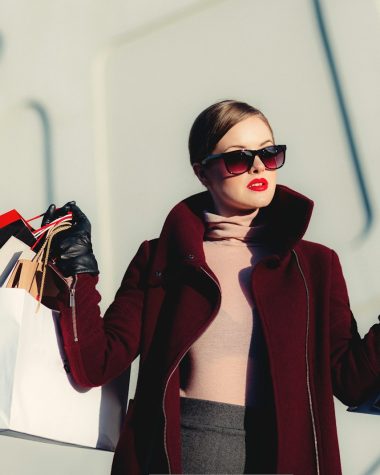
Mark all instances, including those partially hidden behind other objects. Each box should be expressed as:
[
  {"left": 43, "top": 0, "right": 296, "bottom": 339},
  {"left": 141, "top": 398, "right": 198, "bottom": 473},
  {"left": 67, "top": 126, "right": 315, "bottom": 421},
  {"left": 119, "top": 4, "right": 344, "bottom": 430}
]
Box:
[{"left": 192, "top": 163, "right": 209, "bottom": 187}]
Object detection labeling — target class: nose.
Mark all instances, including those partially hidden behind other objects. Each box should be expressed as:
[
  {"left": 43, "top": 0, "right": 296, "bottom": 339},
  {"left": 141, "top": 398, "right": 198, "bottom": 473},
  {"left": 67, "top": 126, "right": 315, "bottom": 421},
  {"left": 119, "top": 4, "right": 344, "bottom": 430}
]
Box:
[{"left": 248, "top": 155, "right": 266, "bottom": 174}]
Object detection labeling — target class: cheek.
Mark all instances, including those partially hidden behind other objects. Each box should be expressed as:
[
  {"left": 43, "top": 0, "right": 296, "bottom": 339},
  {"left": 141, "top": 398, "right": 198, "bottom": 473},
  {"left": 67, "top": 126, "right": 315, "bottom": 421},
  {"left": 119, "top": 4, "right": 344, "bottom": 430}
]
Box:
[
  {"left": 268, "top": 171, "right": 277, "bottom": 187},
  {"left": 219, "top": 176, "right": 248, "bottom": 197},
  {"left": 264, "top": 172, "right": 277, "bottom": 197}
]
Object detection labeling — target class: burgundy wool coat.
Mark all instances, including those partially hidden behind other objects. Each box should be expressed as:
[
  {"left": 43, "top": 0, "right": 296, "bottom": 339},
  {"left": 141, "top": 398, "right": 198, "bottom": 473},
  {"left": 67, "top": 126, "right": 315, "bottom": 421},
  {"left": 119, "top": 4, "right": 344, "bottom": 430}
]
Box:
[{"left": 55, "top": 184, "right": 380, "bottom": 475}]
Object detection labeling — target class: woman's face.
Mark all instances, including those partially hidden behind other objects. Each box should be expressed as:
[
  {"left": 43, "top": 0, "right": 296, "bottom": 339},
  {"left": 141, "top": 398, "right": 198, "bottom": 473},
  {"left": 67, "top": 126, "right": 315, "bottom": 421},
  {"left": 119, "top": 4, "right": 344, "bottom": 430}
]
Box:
[{"left": 193, "top": 116, "right": 277, "bottom": 217}]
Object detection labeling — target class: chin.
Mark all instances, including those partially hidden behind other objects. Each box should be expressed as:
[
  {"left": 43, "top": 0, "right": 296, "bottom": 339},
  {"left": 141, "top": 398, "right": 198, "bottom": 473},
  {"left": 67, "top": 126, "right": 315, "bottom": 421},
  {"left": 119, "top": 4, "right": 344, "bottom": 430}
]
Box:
[{"left": 247, "top": 193, "right": 275, "bottom": 209}]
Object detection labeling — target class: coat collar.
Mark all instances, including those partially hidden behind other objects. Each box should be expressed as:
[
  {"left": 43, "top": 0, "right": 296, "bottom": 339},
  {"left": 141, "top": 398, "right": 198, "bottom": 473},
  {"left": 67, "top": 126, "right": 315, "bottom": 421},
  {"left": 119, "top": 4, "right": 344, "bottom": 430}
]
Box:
[{"left": 149, "top": 184, "right": 314, "bottom": 278}]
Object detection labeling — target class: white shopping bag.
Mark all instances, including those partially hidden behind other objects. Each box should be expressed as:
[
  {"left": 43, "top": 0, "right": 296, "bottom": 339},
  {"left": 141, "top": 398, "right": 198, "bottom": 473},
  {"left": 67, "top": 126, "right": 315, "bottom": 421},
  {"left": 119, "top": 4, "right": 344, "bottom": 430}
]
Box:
[
  {"left": 0, "top": 288, "right": 128, "bottom": 450},
  {"left": 0, "top": 236, "right": 34, "bottom": 287}
]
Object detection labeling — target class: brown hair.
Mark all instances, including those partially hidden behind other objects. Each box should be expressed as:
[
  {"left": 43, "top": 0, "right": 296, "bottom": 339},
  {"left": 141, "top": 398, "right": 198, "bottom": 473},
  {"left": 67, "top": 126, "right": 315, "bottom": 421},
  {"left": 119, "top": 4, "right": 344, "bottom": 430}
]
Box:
[{"left": 188, "top": 99, "right": 274, "bottom": 166}]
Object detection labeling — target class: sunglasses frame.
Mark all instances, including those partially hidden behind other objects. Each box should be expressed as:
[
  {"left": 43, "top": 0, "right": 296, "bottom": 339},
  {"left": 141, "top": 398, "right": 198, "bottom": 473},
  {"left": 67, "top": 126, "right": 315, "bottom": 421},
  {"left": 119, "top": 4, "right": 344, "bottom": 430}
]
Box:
[{"left": 200, "top": 145, "right": 287, "bottom": 175}]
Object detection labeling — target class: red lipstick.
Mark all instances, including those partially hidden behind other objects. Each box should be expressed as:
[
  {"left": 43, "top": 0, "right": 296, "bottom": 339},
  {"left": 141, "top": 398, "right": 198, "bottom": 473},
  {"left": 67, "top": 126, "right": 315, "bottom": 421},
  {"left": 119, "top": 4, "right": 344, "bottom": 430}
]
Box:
[{"left": 247, "top": 178, "right": 268, "bottom": 192}]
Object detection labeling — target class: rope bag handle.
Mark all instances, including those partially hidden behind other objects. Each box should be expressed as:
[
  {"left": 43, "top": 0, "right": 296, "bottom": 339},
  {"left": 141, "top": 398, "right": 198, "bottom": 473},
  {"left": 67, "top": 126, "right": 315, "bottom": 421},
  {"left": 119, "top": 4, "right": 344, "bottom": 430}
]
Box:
[{"left": 34, "top": 221, "right": 72, "bottom": 311}]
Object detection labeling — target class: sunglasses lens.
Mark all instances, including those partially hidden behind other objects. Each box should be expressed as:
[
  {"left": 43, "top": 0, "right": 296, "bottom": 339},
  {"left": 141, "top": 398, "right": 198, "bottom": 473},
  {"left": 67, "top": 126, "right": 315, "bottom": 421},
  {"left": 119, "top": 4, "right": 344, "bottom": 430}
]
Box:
[
  {"left": 260, "top": 146, "right": 285, "bottom": 169},
  {"left": 220, "top": 146, "right": 285, "bottom": 174},
  {"left": 224, "top": 151, "right": 251, "bottom": 174}
]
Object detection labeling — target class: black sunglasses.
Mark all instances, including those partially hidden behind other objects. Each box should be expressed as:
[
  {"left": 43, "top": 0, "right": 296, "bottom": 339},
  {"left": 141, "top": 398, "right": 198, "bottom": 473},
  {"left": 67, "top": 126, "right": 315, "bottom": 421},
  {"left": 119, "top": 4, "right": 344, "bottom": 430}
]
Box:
[{"left": 200, "top": 145, "right": 286, "bottom": 175}]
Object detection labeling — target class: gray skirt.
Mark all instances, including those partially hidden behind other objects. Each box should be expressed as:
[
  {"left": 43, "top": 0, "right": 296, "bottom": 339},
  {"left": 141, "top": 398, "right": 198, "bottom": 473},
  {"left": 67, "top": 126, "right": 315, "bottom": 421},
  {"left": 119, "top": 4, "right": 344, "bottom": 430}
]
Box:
[{"left": 180, "top": 396, "right": 277, "bottom": 474}]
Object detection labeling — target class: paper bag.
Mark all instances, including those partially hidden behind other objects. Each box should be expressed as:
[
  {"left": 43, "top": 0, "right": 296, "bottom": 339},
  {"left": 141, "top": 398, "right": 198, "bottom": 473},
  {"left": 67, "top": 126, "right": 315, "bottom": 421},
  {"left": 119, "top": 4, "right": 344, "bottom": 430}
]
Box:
[
  {"left": 0, "top": 210, "right": 35, "bottom": 248},
  {"left": 347, "top": 389, "right": 380, "bottom": 415},
  {"left": 6, "top": 221, "right": 71, "bottom": 302},
  {"left": 0, "top": 236, "right": 34, "bottom": 287},
  {"left": 0, "top": 288, "right": 128, "bottom": 449}
]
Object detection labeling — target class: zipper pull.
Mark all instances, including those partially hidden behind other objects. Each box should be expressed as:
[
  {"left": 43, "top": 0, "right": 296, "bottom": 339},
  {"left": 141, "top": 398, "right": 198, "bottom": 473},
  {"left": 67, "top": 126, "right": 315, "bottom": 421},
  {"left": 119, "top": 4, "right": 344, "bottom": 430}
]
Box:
[{"left": 69, "top": 275, "right": 78, "bottom": 307}]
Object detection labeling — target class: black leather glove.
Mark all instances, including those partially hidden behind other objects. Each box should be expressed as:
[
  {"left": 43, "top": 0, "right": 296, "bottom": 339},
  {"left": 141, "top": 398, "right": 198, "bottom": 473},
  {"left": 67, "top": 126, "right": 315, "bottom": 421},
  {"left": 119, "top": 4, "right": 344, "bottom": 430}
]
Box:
[
  {"left": 42, "top": 201, "right": 99, "bottom": 277},
  {"left": 42, "top": 201, "right": 74, "bottom": 226}
]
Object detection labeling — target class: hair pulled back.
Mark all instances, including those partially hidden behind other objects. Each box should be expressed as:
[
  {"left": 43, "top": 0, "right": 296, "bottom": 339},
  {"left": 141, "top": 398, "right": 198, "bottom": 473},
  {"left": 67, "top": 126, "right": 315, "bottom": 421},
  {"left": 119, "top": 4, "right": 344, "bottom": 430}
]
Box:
[{"left": 188, "top": 99, "right": 274, "bottom": 166}]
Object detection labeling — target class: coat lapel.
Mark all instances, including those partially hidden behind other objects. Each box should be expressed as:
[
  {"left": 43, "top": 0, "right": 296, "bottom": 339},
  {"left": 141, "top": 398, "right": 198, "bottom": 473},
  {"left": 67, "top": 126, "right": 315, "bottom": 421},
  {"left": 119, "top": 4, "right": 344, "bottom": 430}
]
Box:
[{"left": 145, "top": 184, "right": 314, "bottom": 377}]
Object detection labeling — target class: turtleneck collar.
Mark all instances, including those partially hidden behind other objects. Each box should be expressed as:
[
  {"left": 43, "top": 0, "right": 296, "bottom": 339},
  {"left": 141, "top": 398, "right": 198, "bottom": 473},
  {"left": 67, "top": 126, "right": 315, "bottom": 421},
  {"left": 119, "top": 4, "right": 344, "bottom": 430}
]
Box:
[
  {"left": 203, "top": 209, "right": 269, "bottom": 245},
  {"left": 148, "top": 185, "right": 314, "bottom": 276}
]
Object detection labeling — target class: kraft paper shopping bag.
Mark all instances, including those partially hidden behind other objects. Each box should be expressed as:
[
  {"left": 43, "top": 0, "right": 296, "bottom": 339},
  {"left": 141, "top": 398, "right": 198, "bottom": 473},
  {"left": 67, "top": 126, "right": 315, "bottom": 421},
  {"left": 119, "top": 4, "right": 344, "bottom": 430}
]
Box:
[{"left": 6, "top": 221, "right": 71, "bottom": 303}]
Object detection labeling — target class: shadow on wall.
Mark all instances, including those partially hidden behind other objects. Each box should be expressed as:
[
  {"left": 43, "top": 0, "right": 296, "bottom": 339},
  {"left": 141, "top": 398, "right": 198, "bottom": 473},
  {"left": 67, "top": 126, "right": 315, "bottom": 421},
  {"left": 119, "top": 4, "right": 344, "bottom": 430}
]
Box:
[
  {"left": 24, "top": 101, "right": 55, "bottom": 205},
  {"left": 363, "top": 456, "right": 380, "bottom": 475},
  {"left": 0, "top": 30, "right": 54, "bottom": 208},
  {"left": 312, "top": 0, "right": 374, "bottom": 241}
]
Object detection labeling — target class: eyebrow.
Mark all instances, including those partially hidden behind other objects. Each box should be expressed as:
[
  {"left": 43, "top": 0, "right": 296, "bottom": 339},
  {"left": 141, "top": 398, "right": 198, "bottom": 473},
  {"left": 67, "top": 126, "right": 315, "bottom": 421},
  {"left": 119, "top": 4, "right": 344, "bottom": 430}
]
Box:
[{"left": 223, "top": 139, "right": 273, "bottom": 152}]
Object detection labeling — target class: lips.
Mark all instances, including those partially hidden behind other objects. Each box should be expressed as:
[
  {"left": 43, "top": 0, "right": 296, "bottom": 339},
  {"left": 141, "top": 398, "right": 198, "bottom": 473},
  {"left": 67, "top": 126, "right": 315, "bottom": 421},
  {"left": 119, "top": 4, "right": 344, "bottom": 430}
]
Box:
[{"left": 247, "top": 178, "right": 268, "bottom": 191}]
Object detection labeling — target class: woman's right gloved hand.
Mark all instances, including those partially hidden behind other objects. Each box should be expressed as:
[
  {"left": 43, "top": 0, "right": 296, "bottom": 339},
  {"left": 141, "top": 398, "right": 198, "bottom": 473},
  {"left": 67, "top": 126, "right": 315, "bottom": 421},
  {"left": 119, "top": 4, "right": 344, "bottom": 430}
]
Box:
[{"left": 42, "top": 201, "right": 99, "bottom": 277}]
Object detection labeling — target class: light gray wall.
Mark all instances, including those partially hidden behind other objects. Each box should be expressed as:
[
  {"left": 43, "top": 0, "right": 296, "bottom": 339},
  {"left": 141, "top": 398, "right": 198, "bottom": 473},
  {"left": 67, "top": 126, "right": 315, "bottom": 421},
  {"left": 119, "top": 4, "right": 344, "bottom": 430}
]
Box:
[{"left": 1, "top": 0, "right": 379, "bottom": 474}]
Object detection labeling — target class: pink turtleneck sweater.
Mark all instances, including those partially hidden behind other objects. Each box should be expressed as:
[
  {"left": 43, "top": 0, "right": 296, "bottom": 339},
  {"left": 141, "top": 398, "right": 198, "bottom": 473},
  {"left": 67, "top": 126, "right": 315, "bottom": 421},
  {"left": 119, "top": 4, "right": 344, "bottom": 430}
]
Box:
[{"left": 179, "top": 210, "right": 274, "bottom": 407}]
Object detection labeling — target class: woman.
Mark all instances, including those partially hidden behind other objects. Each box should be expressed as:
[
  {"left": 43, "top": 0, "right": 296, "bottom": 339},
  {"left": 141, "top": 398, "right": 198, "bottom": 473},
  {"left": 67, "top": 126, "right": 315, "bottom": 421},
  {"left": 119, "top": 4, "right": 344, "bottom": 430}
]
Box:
[{"left": 46, "top": 100, "right": 380, "bottom": 475}]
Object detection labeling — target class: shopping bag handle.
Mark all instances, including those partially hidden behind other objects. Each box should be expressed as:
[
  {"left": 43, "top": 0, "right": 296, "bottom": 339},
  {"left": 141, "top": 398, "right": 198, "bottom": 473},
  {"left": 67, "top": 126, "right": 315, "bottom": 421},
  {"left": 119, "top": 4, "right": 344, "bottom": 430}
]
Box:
[
  {"left": 34, "top": 221, "right": 72, "bottom": 311},
  {"left": 29, "top": 212, "right": 72, "bottom": 238},
  {"left": 31, "top": 214, "right": 72, "bottom": 251}
]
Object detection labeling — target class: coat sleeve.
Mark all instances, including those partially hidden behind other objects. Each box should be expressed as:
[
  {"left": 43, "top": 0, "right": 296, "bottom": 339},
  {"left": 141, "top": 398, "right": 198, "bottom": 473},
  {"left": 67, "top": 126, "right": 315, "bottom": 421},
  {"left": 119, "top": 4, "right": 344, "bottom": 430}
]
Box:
[
  {"left": 329, "top": 250, "right": 380, "bottom": 406},
  {"left": 55, "top": 240, "right": 151, "bottom": 387}
]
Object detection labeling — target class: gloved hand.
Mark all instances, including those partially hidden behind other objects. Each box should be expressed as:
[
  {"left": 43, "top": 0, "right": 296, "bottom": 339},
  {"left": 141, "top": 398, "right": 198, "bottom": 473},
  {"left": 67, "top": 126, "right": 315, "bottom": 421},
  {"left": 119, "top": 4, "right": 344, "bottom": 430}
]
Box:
[
  {"left": 42, "top": 201, "right": 75, "bottom": 226},
  {"left": 42, "top": 201, "right": 99, "bottom": 277}
]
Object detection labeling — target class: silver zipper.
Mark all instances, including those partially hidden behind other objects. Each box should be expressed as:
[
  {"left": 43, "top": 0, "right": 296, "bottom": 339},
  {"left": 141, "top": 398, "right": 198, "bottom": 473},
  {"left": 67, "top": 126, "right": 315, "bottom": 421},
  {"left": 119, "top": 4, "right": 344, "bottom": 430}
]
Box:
[
  {"left": 69, "top": 274, "right": 78, "bottom": 342},
  {"left": 48, "top": 264, "right": 79, "bottom": 343},
  {"left": 292, "top": 249, "right": 320, "bottom": 475},
  {"left": 162, "top": 265, "right": 221, "bottom": 474}
]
